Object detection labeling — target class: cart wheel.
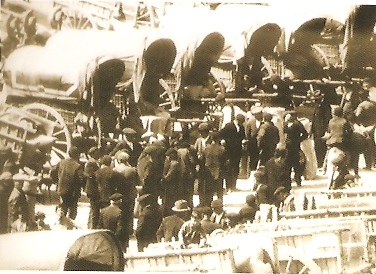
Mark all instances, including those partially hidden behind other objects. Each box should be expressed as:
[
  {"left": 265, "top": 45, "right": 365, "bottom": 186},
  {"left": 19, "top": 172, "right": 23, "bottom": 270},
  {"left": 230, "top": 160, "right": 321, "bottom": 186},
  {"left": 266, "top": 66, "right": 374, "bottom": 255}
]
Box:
[
  {"left": 279, "top": 246, "right": 322, "bottom": 274},
  {"left": 22, "top": 103, "right": 71, "bottom": 165},
  {"left": 59, "top": 7, "right": 97, "bottom": 30}
]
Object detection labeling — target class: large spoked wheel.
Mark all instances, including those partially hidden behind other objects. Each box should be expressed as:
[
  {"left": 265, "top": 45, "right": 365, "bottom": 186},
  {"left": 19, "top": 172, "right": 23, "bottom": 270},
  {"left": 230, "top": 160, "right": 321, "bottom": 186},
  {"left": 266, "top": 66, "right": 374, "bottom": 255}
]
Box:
[
  {"left": 22, "top": 103, "right": 71, "bottom": 165},
  {"left": 50, "top": 6, "right": 96, "bottom": 30},
  {"left": 278, "top": 246, "right": 322, "bottom": 274}
]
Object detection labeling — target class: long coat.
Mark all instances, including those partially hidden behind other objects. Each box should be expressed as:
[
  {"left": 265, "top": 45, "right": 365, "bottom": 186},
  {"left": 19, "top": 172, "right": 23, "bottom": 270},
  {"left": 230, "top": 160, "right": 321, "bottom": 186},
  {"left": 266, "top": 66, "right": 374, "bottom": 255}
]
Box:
[
  {"left": 135, "top": 204, "right": 163, "bottom": 251},
  {"left": 95, "top": 166, "right": 117, "bottom": 207},
  {"left": 257, "top": 121, "right": 280, "bottom": 165},
  {"left": 56, "top": 158, "right": 83, "bottom": 198}
]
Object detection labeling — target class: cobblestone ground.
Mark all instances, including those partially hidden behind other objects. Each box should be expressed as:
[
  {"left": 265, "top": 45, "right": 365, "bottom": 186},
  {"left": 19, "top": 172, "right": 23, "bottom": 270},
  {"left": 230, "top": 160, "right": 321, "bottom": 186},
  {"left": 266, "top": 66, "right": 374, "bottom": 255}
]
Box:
[{"left": 35, "top": 164, "right": 376, "bottom": 253}]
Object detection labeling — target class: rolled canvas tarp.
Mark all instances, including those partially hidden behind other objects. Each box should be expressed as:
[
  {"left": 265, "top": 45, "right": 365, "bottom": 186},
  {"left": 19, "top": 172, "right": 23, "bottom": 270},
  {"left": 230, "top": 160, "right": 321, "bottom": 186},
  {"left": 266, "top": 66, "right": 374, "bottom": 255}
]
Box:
[{"left": 0, "top": 230, "right": 124, "bottom": 271}]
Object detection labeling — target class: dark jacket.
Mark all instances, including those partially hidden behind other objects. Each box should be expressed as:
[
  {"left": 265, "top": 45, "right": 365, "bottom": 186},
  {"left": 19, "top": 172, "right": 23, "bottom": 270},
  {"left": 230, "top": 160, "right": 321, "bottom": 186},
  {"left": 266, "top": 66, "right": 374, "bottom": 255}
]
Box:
[
  {"left": 156, "top": 214, "right": 185, "bottom": 242},
  {"left": 56, "top": 158, "right": 83, "bottom": 197},
  {"left": 136, "top": 203, "right": 163, "bottom": 251},
  {"left": 99, "top": 204, "right": 125, "bottom": 239},
  {"left": 95, "top": 166, "right": 117, "bottom": 206}
]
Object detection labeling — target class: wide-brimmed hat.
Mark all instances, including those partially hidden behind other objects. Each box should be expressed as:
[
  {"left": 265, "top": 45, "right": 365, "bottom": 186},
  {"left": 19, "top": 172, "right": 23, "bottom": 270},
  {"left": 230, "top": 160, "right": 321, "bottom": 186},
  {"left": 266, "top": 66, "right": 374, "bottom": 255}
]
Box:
[{"left": 172, "top": 200, "right": 191, "bottom": 212}]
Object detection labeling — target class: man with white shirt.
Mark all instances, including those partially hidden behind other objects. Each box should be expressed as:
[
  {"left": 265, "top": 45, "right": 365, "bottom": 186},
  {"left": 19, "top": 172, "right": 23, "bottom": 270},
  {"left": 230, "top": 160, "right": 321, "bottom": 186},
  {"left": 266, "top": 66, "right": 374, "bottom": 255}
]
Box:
[
  {"left": 209, "top": 199, "right": 228, "bottom": 229},
  {"left": 215, "top": 93, "right": 245, "bottom": 129}
]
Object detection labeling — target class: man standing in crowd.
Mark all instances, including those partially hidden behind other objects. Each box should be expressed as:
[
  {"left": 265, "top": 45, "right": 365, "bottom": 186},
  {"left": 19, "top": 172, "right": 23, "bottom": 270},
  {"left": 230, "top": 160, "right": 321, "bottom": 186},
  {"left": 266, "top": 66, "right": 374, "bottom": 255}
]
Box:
[
  {"left": 98, "top": 193, "right": 127, "bottom": 251},
  {"left": 194, "top": 122, "right": 210, "bottom": 206},
  {"left": 161, "top": 148, "right": 183, "bottom": 217},
  {"left": 283, "top": 111, "right": 308, "bottom": 187},
  {"left": 8, "top": 175, "right": 30, "bottom": 232},
  {"left": 95, "top": 155, "right": 117, "bottom": 209},
  {"left": 323, "top": 107, "right": 352, "bottom": 188},
  {"left": 113, "top": 151, "right": 138, "bottom": 250},
  {"left": 210, "top": 199, "right": 228, "bottom": 229},
  {"left": 0, "top": 161, "right": 17, "bottom": 234},
  {"left": 204, "top": 131, "right": 226, "bottom": 204},
  {"left": 245, "top": 105, "right": 263, "bottom": 171},
  {"left": 220, "top": 114, "right": 246, "bottom": 192},
  {"left": 54, "top": 146, "right": 84, "bottom": 220},
  {"left": 135, "top": 193, "right": 163, "bottom": 251},
  {"left": 257, "top": 111, "right": 280, "bottom": 166},
  {"left": 156, "top": 200, "right": 190, "bottom": 242}
]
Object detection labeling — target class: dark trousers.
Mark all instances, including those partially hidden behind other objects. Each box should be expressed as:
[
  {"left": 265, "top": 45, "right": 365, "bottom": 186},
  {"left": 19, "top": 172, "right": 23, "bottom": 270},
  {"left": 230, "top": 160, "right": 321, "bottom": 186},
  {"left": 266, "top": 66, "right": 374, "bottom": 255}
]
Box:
[
  {"left": 225, "top": 156, "right": 240, "bottom": 191},
  {"left": 286, "top": 147, "right": 303, "bottom": 186},
  {"left": 60, "top": 193, "right": 78, "bottom": 220},
  {"left": 88, "top": 198, "right": 100, "bottom": 229}
]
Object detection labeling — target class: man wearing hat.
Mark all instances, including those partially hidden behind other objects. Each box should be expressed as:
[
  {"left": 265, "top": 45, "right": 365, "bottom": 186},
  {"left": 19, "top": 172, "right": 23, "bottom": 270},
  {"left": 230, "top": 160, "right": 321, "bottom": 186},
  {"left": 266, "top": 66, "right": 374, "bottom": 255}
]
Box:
[
  {"left": 238, "top": 194, "right": 258, "bottom": 224},
  {"left": 54, "top": 146, "right": 84, "bottom": 220},
  {"left": 113, "top": 151, "right": 138, "bottom": 248},
  {"left": 215, "top": 92, "right": 245, "bottom": 129},
  {"left": 110, "top": 127, "right": 142, "bottom": 168},
  {"left": 0, "top": 160, "right": 17, "bottom": 234},
  {"left": 245, "top": 104, "right": 263, "bottom": 170},
  {"left": 203, "top": 131, "right": 226, "bottom": 205},
  {"left": 194, "top": 122, "right": 210, "bottom": 206},
  {"left": 257, "top": 111, "right": 280, "bottom": 166},
  {"left": 161, "top": 147, "right": 183, "bottom": 216},
  {"left": 273, "top": 186, "right": 295, "bottom": 213},
  {"left": 156, "top": 200, "right": 191, "bottom": 242},
  {"left": 8, "top": 174, "right": 31, "bottom": 232},
  {"left": 220, "top": 113, "right": 246, "bottom": 192},
  {"left": 98, "top": 193, "right": 127, "bottom": 250},
  {"left": 209, "top": 199, "right": 228, "bottom": 229},
  {"left": 283, "top": 110, "right": 308, "bottom": 187},
  {"left": 35, "top": 211, "right": 51, "bottom": 231},
  {"left": 178, "top": 208, "right": 206, "bottom": 247},
  {"left": 135, "top": 193, "right": 163, "bottom": 252}
]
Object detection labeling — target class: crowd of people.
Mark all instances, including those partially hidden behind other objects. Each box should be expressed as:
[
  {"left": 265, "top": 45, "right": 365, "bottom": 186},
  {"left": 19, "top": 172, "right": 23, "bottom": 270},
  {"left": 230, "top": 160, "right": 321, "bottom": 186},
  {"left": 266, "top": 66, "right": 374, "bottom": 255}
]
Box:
[{"left": 0, "top": 75, "right": 375, "bottom": 252}]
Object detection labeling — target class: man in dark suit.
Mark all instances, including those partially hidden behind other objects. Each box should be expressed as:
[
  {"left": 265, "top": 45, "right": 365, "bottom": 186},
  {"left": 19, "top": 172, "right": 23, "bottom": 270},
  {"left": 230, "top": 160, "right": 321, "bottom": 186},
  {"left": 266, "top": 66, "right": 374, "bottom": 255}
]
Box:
[
  {"left": 94, "top": 155, "right": 117, "bottom": 209},
  {"left": 257, "top": 112, "right": 280, "bottom": 166},
  {"left": 55, "top": 146, "right": 84, "bottom": 220},
  {"left": 113, "top": 152, "right": 138, "bottom": 250},
  {"left": 220, "top": 114, "right": 246, "bottom": 192},
  {"left": 194, "top": 122, "right": 210, "bottom": 206},
  {"left": 245, "top": 105, "right": 263, "bottom": 170},
  {"left": 110, "top": 128, "right": 143, "bottom": 168},
  {"left": 204, "top": 131, "right": 226, "bottom": 205},
  {"left": 156, "top": 200, "right": 190, "bottom": 242},
  {"left": 283, "top": 111, "right": 308, "bottom": 187},
  {"left": 98, "top": 193, "right": 126, "bottom": 250},
  {"left": 135, "top": 194, "right": 163, "bottom": 251}
]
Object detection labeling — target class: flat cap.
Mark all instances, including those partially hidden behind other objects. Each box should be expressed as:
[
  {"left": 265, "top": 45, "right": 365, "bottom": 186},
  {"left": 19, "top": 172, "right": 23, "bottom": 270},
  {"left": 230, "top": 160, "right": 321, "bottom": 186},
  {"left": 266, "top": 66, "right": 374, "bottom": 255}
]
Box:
[
  {"left": 215, "top": 92, "right": 226, "bottom": 102},
  {"left": 109, "top": 193, "right": 124, "bottom": 201},
  {"left": 211, "top": 199, "right": 223, "bottom": 208},
  {"left": 198, "top": 122, "right": 209, "bottom": 131},
  {"left": 251, "top": 105, "right": 263, "bottom": 115},
  {"left": 122, "top": 127, "right": 137, "bottom": 135},
  {"left": 273, "top": 186, "right": 287, "bottom": 196}
]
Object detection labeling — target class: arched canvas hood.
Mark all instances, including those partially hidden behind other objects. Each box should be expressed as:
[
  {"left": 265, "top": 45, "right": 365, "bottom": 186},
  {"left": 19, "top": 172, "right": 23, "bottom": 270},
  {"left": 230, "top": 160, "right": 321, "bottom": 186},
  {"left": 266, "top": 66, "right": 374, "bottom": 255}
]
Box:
[
  {"left": 133, "top": 36, "right": 177, "bottom": 103},
  {"left": 341, "top": 5, "right": 376, "bottom": 77},
  {"left": 177, "top": 31, "right": 225, "bottom": 88}
]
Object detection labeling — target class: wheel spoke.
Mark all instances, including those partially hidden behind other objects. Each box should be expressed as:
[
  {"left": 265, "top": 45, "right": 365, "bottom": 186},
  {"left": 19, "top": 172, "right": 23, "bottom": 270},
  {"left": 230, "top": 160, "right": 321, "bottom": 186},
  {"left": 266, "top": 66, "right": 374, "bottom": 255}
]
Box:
[
  {"left": 55, "top": 140, "right": 68, "bottom": 146},
  {"left": 51, "top": 146, "right": 67, "bottom": 158},
  {"left": 285, "top": 256, "right": 293, "bottom": 273},
  {"left": 81, "top": 19, "right": 90, "bottom": 29},
  {"left": 53, "top": 129, "right": 66, "bottom": 138},
  {"left": 298, "top": 265, "right": 308, "bottom": 274}
]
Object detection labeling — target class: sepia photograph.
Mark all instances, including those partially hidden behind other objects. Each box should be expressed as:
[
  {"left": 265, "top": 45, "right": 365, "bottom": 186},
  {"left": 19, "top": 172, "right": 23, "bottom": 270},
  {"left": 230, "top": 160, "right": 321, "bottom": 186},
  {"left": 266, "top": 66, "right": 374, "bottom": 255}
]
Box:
[{"left": 0, "top": 0, "right": 375, "bottom": 272}]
